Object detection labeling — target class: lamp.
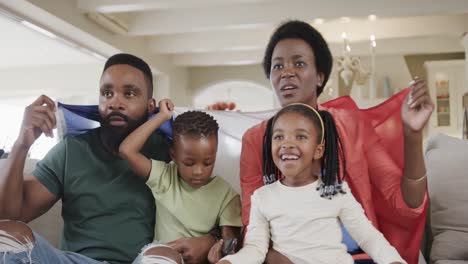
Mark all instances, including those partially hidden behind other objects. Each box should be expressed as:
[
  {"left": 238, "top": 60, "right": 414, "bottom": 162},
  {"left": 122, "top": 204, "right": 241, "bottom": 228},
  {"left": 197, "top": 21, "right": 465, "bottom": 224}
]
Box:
[{"left": 336, "top": 32, "right": 375, "bottom": 93}]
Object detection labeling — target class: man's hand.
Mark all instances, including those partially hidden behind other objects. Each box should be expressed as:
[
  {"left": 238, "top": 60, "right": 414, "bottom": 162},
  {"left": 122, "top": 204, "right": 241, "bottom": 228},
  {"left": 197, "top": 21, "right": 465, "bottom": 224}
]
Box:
[
  {"left": 17, "top": 95, "right": 56, "bottom": 149},
  {"left": 167, "top": 235, "right": 216, "bottom": 264}
]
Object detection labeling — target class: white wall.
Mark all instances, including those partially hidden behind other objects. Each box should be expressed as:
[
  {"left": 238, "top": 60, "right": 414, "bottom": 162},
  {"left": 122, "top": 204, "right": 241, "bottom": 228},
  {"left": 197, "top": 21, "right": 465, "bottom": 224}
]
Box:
[
  {"left": 0, "top": 63, "right": 104, "bottom": 102},
  {"left": 0, "top": 63, "right": 105, "bottom": 158},
  {"left": 156, "top": 66, "right": 190, "bottom": 106}
]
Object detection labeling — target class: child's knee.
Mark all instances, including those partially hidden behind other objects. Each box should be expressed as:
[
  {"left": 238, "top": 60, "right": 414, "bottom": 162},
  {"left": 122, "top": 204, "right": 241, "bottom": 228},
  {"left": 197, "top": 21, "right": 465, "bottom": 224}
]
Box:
[
  {"left": 0, "top": 220, "right": 35, "bottom": 246},
  {"left": 142, "top": 245, "right": 183, "bottom": 264}
]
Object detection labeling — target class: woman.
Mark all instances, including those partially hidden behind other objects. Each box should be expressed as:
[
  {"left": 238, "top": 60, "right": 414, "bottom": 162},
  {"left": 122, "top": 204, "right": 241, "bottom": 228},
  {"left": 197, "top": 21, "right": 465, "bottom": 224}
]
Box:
[{"left": 240, "top": 20, "right": 433, "bottom": 264}]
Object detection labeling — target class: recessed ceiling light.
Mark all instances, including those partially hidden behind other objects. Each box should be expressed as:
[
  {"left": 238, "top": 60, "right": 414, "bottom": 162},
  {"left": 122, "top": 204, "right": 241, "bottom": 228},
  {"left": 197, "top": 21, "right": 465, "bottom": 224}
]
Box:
[
  {"left": 341, "top": 32, "right": 348, "bottom": 39},
  {"left": 370, "top": 34, "right": 376, "bottom": 41},
  {"left": 313, "top": 18, "right": 324, "bottom": 25},
  {"left": 368, "top": 14, "right": 377, "bottom": 21}
]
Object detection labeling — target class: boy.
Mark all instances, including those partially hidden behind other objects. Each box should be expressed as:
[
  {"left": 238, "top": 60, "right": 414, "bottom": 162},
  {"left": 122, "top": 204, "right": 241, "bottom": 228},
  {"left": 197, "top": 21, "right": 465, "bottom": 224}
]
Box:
[{"left": 119, "top": 99, "right": 242, "bottom": 264}]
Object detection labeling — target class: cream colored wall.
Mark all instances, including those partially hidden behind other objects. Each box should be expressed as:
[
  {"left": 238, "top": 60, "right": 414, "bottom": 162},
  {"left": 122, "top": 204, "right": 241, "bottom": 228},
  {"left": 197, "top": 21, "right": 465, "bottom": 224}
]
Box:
[
  {"left": 189, "top": 64, "right": 270, "bottom": 99},
  {"left": 463, "top": 35, "right": 468, "bottom": 94},
  {"left": 0, "top": 63, "right": 187, "bottom": 106},
  {"left": 25, "top": 0, "right": 191, "bottom": 108},
  {"left": 355, "top": 55, "right": 413, "bottom": 97},
  {"left": 188, "top": 55, "right": 413, "bottom": 107}
]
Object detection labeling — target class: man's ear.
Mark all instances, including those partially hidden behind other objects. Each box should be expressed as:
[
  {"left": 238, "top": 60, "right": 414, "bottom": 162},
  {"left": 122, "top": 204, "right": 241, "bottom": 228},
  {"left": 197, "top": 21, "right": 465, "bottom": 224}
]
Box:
[
  {"left": 314, "top": 143, "right": 325, "bottom": 160},
  {"left": 169, "top": 147, "right": 175, "bottom": 161},
  {"left": 148, "top": 98, "right": 156, "bottom": 114}
]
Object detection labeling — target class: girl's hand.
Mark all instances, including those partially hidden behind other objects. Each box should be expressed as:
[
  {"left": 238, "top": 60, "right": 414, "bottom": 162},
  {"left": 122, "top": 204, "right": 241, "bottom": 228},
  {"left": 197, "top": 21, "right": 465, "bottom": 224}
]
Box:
[
  {"left": 208, "top": 240, "right": 224, "bottom": 263},
  {"left": 158, "top": 99, "right": 174, "bottom": 120},
  {"left": 401, "top": 78, "right": 434, "bottom": 133},
  {"left": 208, "top": 239, "right": 237, "bottom": 263}
]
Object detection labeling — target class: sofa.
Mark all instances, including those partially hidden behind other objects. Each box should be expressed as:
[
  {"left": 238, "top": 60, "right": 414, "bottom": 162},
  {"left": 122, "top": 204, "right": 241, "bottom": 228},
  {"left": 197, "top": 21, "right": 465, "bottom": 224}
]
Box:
[
  {"left": 424, "top": 133, "right": 468, "bottom": 264},
  {"left": 0, "top": 158, "right": 63, "bottom": 247},
  {"left": 2, "top": 133, "right": 467, "bottom": 264}
]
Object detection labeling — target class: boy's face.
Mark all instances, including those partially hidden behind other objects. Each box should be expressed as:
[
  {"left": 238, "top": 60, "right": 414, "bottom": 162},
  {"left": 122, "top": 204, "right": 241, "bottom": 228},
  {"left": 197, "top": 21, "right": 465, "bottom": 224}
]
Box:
[{"left": 171, "top": 134, "right": 218, "bottom": 188}]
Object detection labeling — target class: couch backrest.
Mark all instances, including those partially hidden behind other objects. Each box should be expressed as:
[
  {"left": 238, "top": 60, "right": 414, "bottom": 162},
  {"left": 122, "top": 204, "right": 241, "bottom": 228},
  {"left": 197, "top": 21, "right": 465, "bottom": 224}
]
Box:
[
  {"left": 425, "top": 133, "right": 468, "bottom": 263},
  {"left": 0, "top": 158, "right": 63, "bottom": 247}
]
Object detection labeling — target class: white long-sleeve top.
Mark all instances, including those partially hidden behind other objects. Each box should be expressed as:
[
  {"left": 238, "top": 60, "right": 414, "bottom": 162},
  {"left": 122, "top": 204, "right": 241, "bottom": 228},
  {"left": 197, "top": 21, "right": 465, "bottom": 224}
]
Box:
[{"left": 222, "top": 180, "right": 406, "bottom": 264}]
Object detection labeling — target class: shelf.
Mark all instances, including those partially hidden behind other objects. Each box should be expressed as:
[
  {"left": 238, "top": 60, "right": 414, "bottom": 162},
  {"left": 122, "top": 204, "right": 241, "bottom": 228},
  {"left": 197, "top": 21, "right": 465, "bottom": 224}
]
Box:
[
  {"left": 437, "top": 99, "right": 450, "bottom": 102},
  {"left": 437, "top": 112, "right": 450, "bottom": 115}
]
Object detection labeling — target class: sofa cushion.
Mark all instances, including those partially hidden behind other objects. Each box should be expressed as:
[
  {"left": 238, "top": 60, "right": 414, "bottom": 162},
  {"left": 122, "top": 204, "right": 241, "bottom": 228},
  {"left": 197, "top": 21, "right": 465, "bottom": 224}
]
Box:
[
  {"left": 435, "top": 261, "right": 468, "bottom": 264},
  {"left": 425, "top": 134, "right": 468, "bottom": 263}
]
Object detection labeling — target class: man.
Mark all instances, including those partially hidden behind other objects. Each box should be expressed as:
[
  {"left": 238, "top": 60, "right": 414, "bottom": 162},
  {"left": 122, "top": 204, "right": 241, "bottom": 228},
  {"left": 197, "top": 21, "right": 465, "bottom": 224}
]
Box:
[{"left": 0, "top": 53, "right": 215, "bottom": 264}]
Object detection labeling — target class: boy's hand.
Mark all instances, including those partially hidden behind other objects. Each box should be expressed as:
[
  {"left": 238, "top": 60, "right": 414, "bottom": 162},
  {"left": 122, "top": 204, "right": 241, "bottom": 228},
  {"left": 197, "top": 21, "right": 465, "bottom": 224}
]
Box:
[
  {"left": 158, "top": 99, "right": 174, "bottom": 120},
  {"left": 167, "top": 235, "right": 216, "bottom": 264}
]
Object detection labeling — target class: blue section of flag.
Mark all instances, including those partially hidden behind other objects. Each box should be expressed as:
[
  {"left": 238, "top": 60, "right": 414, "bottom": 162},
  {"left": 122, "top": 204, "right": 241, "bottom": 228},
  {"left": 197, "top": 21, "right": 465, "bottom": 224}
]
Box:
[{"left": 57, "top": 103, "right": 173, "bottom": 140}]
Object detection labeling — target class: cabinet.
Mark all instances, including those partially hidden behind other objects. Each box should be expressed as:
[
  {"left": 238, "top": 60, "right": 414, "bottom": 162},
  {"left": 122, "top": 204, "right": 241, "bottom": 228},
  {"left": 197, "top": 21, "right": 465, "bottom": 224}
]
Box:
[{"left": 425, "top": 60, "right": 467, "bottom": 137}]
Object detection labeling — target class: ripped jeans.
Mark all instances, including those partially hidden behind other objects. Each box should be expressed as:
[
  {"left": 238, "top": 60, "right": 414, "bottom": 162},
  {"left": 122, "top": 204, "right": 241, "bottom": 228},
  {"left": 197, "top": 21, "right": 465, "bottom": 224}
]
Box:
[
  {"left": 1, "top": 230, "right": 183, "bottom": 264},
  {"left": 0, "top": 231, "right": 104, "bottom": 264},
  {"left": 133, "top": 242, "right": 184, "bottom": 264}
]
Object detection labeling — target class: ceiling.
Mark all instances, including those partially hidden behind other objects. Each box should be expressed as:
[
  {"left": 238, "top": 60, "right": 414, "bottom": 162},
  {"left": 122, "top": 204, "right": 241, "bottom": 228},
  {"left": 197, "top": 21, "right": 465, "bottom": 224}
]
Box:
[
  {"left": 74, "top": 0, "right": 468, "bottom": 67},
  {"left": 0, "top": 10, "right": 101, "bottom": 69},
  {"left": 0, "top": 0, "right": 467, "bottom": 69}
]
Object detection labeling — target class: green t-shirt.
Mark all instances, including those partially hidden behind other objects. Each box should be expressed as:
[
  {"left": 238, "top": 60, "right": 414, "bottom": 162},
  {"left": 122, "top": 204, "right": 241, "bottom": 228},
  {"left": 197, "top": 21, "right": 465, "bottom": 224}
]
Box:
[
  {"left": 147, "top": 160, "right": 242, "bottom": 243},
  {"left": 33, "top": 128, "right": 171, "bottom": 264}
]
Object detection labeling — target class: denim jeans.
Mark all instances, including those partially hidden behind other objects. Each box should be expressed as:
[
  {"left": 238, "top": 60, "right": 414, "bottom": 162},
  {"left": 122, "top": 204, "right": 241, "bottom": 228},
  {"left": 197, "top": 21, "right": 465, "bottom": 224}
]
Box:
[{"left": 0, "top": 231, "right": 105, "bottom": 264}]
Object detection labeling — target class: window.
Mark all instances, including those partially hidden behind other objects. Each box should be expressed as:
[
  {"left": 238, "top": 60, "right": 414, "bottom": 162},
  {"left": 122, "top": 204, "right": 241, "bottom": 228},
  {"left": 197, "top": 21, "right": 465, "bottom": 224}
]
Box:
[{"left": 0, "top": 97, "right": 58, "bottom": 159}]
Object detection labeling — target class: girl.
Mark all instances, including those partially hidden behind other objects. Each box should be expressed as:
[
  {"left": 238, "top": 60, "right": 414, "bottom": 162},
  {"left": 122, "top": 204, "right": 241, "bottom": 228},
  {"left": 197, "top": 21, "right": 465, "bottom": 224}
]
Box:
[
  {"left": 240, "top": 20, "right": 433, "bottom": 263},
  {"left": 219, "top": 104, "right": 406, "bottom": 264}
]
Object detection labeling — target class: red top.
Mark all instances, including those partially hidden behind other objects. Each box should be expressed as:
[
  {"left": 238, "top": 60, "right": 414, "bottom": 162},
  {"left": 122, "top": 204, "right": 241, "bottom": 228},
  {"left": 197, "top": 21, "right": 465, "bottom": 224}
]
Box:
[{"left": 240, "top": 88, "right": 427, "bottom": 264}]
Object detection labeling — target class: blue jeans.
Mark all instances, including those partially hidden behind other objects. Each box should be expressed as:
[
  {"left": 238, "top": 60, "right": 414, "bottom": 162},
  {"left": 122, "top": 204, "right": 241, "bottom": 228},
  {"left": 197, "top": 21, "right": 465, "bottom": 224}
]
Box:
[
  {"left": 133, "top": 242, "right": 184, "bottom": 264},
  {"left": 1, "top": 231, "right": 105, "bottom": 264}
]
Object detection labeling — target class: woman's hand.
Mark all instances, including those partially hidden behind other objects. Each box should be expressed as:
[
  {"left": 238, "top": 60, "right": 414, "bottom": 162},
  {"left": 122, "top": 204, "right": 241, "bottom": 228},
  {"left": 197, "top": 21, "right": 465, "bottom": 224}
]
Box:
[{"left": 401, "top": 78, "right": 434, "bottom": 133}]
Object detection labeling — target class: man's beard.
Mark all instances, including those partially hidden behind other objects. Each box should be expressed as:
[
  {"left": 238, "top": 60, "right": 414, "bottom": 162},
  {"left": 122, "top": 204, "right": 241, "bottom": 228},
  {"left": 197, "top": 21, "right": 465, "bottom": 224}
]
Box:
[{"left": 100, "top": 111, "right": 148, "bottom": 152}]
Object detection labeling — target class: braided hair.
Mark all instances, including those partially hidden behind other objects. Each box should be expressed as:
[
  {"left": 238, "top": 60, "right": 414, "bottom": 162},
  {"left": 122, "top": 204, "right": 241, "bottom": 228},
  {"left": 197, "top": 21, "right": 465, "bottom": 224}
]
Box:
[
  {"left": 173, "top": 111, "right": 219, "bottom": 142},
  {"left": 262, "top": 104, "right": 346, "bottom": 199}
]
